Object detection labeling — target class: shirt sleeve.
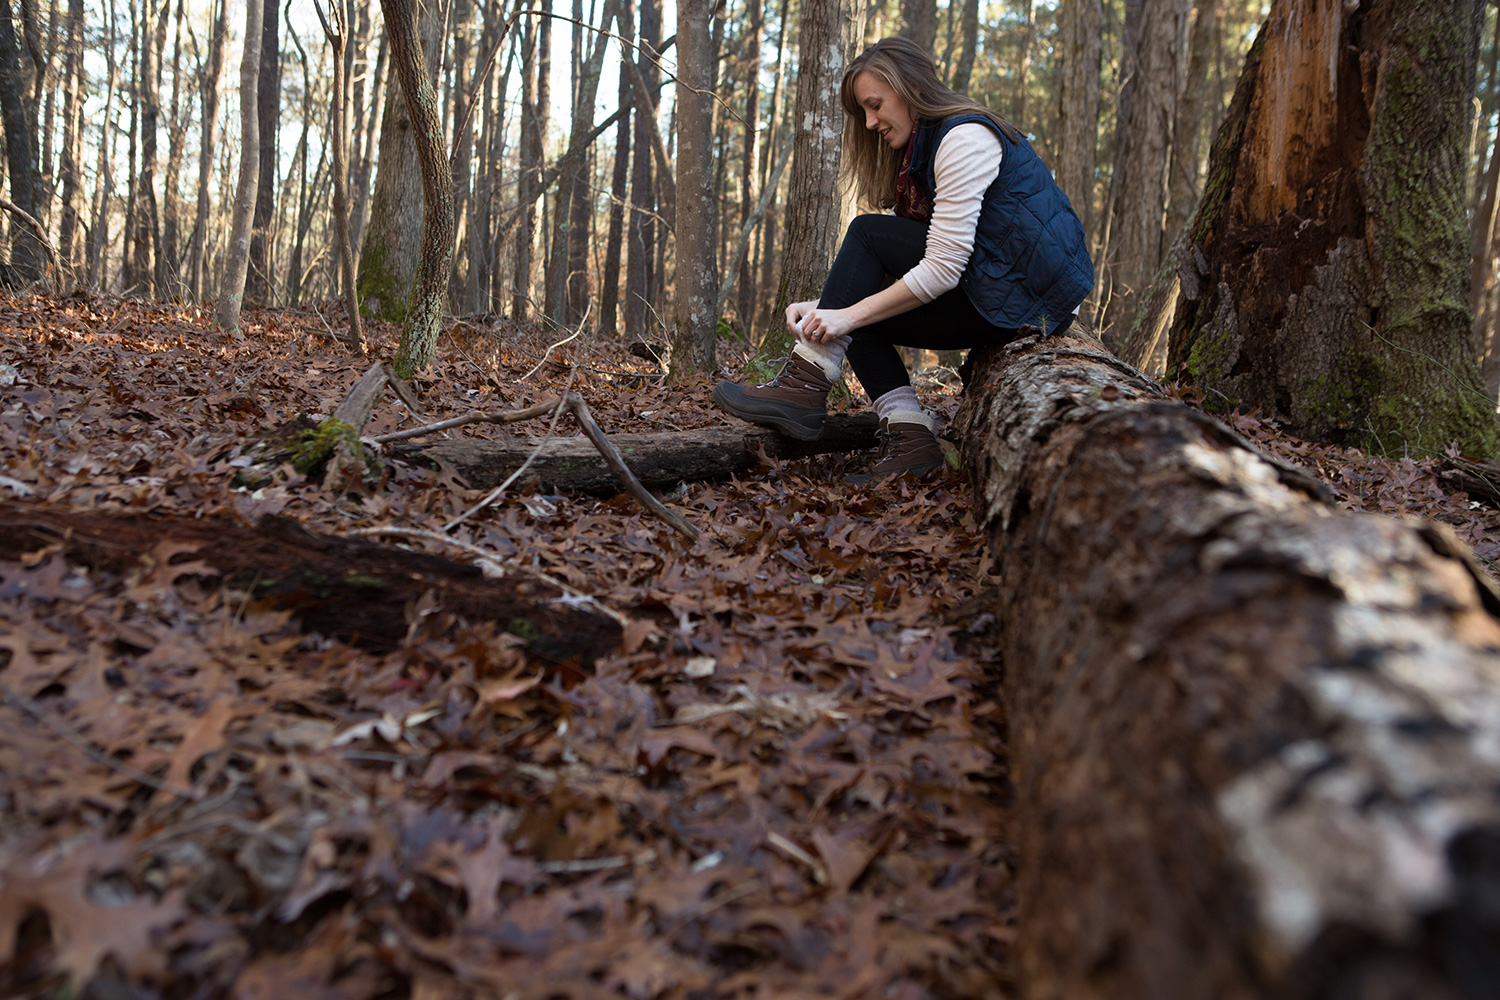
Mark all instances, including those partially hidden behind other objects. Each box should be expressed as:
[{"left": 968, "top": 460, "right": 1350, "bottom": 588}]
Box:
[{"left": 901, "top": 123, "right": 1004, "bottom": 303}]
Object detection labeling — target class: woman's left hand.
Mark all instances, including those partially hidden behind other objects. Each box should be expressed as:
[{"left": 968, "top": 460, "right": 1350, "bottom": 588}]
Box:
[{"left": 797, "top": 307, "right": 855, "bottom": 344}]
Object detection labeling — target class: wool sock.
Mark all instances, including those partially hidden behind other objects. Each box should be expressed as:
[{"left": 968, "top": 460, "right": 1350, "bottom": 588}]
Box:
[
  {"left": 873, "top": 385, "right": 928, "bottom": 425},
  {"left": 792, "top": 335, "right": 849, "bottom": 382}
]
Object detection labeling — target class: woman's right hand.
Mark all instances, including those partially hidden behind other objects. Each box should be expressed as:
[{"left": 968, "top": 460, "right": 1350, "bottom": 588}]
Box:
[{"left": 786, "top": 300, "right": 819, "bottom": 338}]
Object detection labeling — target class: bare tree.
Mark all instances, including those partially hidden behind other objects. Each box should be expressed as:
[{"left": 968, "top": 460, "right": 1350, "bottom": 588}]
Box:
[
  {"left": 1057, "top": 0, "right": 1103, "bottom": 247},
  {"left": 216, "top": 0, "right": 263, "bottom": 333},
  {"left": 0, "top": 0, "right": 43, "bottom": 281},
  {"left": 316, "top": 0, "right": 363, "bottom": 348},
  {"left": 246, "top": 0, "right": 281, "bottom": 305},
  {"left": 188, "top": 0, "right": 227, "bottom": 301},
  {"left": 382, "top": 0, "right": 454, "bottom": 376},
  {"left": 55, "top": 0, "right": 81, "bottom": 278},
  {"left": 669, "top": 0, "right": 720, "bottom": 377}
]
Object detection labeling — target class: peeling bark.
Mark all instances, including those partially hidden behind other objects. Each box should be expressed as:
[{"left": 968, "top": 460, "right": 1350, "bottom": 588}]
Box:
[{"left": 956, "top": 330, "right": 1500, "bottom": 1000}]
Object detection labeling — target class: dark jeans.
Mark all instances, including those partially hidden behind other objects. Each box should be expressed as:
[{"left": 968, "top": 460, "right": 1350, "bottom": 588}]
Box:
[{"left": 820, "top": 213, "right": 1070, "bottom": 401}]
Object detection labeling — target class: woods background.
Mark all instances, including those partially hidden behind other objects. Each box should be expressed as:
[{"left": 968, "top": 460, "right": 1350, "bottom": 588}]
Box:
[{"left": 10, "top": 0, "right": 1500, "bottom": 426}]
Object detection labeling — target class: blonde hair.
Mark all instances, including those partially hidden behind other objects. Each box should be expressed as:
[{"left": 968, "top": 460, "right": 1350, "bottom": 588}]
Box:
[{"left": 839, "top": 37, "right": 1021, "bottom": 210}]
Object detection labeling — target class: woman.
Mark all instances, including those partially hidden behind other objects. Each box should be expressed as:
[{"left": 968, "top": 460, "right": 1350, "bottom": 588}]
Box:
[{"left": 713, "top": 37, "right": 1093, "bottom": 480}]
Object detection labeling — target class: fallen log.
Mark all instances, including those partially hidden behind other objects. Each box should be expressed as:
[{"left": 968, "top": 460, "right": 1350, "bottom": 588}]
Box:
[
  {"left": 955, "top": 332, "right": 1500, "bottom": 1000},
  {"left": 389, "top": 412, "right": 881, "bottom": 494},
  {"left": 0, "top": 500, "right": 621, "bottom": 665}
]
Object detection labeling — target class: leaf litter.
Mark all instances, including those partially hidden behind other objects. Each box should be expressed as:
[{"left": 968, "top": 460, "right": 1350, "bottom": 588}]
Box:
[{"left": 1, "top": 292, "right": 1496, "bottom": 999}]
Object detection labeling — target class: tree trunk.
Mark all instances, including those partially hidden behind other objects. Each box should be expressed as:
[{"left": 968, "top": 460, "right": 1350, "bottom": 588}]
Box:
[
  {"left": 1056, "top": 0, "right": 1103, "bottom": 252},
  {"left": 624, "top": 0, "right": 660, "bottom": 338},
  {"left": 511, "top": 3, "right": 548, "bottom": 321},
  {"left": 954, "top": 329, "right": 1500, "bottom": 1000},
  {"left": 773, "top": 0, "right": 866, "bottom": 331},
  {"left": 215, "top": 0, "right": 261, "bottom": 333},
  {"left": 1167, "top": 0, "right": 1499, "bottom": 457},
  {"left": 350, "top": 27, "right": 387, "bottom": 263},
  {"left": 735, "top": 0, "right": 763, "bottom": 330},
  {"left": 393, "top": 413, "right": 880, "bottom": 493},
  {"left": 358, "top": 1, "right": 437, "bottom": 322},
  {"left": 283, "top": 18, "right": 313, "bottom": 307},
  {"left": 0, "top": 0, "right": 43, "bottom": 282},
  {"left": 189, "top": 0, "right": 227, "bottom": 303},
  {"left": 899, "top": 0, "right": 936, "bottom": 52},
  {"left": 87, "top": 0, "right": 122, "bottom": 291},
  {"left": 246, "top": 0, "right": 280, "bottom": 306},
  {"left": 134, "top": 0, "right": 168, "bottom": 297},
  {"left": 160, "top": 0, "right": 187, "bottom": 300},
  {"left": 384, "top": 0, "right": 455, "bottom": 377},
  {"left": 950, "top": 0, "right": 979, "bottom": 94},
  {"left": 54, "top": 0, "right": 81, "bottom": 278},
  {"left": 599, "top": 23, "right": 632, "bottom": 336},
  {"left": 1163, "top": 0, "right": 1219, "bottom": 252},
  {"left": 669, "top": 0, "right": 720, "bottom": 378},
  {"left": 1099, "top": 0, "right": 1193, "bottom": 351},
  {"left": 1015, "top": 0, "right": 1035, "bottom": 128},
  {"left": 756, "top": 0, "right": 790, "bottom": 339},
  {"left": 318, "top": 0, "right": 363, "bottom": 348}
]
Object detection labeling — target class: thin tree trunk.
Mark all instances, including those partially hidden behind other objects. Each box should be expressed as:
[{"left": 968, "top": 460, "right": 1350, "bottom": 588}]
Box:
[
  {"left": 135, "top": 0, "right": 168, "bottom": 297},
  {"left": 1163, "top": 0, "right": 1219, "bottom": 250},
  {"left": 756, "top": 0, "right": 789, "bottom": 338},
  {"left": 160, "top": 0, "right": 187, "bottom": 299},
  {"left": 899, "top": 0, "right": 936, "bottom": 51},
  {"left": 55, "top": 0, "right": 81, "bottom": 278},
  {"left": 599, "top": 22, "right": 632, "bottom": 334},
  {"left": 246, "top": 0, "right": 279, "bottom": 306},
  {"left": 350, "top": 27, "right": 387, "bottom": 260},
  {"left": 323, "top": 0, "right": 366, "bottom": 336},
  {"left": 624, "top": 0, "right": 660, "bottom": 336},
  {"left": 735, "top": 0, "right": 763, "bottom": 329},
  {"left": 88, "top": 0, "right": 121, "bottom": 290},
  {"left": 283, "top": 16, "right": 312, "bottom": 307},
  {"left": 950, "top": 0, "right": 979, "bottom": 93},
  {"left": 189, "top": 0, "right": 227, "bottom": 302},
  {"left": 1099, "top": 0, "right": 1193, "bottom": 351},
  {"left": 1015, "top": 0, "right": 1035, "bottom": 128},
  {"left": 217, "top": 0, "right": 262, "bottom": 332},
  {"left": 384, "top": 0, "right": 455, "bottom": 376},
  {"left": 669, "top": 0, "right": 720, "bottom": 377}
]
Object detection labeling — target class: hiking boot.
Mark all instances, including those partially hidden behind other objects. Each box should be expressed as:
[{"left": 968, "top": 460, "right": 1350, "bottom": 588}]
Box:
[
  {"left": 845, "top": 415, "right": 946, "bottom": 483},
  {"left": 712, "top": 353, "right": 832, "bottom": 441}
]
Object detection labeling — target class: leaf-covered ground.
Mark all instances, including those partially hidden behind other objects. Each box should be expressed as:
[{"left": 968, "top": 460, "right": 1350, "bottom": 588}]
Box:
[{"left": 1, "top": 292, "right": 1496, "bottom": 999}]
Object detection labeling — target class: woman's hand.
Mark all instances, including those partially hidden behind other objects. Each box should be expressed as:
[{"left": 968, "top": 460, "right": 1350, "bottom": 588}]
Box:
[
  {"left": 785, "top": 300, "right": 818, "bottom": 337},
  {"left": 791, "top": 304, "right": 855, "bottom": 344}
]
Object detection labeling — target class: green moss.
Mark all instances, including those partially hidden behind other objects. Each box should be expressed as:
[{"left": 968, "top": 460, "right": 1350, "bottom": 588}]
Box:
[
  {"left": 507, "top": 618, "right": 539, "bottom": 640},
  {"left": 343, "top": 573, "right": 387, "bottom": 588},
  {"left": 356, "top": 241, "right": 408, "bottom": 323},
  {"left": 289, "top": 418, "right": 361, "bottom": 475}
]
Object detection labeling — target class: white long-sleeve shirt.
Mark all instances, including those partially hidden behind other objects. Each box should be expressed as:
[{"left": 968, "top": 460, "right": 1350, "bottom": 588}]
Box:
[{"left": 900, "top": 123, "right": 1003, "bottom": 303}]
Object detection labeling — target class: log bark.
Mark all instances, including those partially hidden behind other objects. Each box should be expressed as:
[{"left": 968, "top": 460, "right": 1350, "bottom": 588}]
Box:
[
  {"left": 956, "top": 330, "right": 1500, "bottom": 1000},
  {"left": 0, "top": 500, "right": 621, "bottom": 665},
  {"left": 391, "top": 413, "right": 880, "bottom": 494}
]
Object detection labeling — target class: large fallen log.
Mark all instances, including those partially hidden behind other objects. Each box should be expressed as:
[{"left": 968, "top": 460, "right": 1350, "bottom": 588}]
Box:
[
  {"left": 955, "top": 332, "right": 1500, "bottom": 1000},
  {"left": 389, "top": 412, "right": 881, "bottom": 493}
]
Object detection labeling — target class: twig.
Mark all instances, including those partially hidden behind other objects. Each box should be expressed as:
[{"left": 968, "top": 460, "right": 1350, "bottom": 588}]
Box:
[
  {"left": 520, "top": 299, "right": 593, "bottom": 381},
  {"left": 0, "top": 196, "right": 61, "bottom": 276},
  {"left": 443, "top": 371, "right": 578, "bottom": 531},
  {"left": 346, "top": 525, "right": 633, "bottom": 628},
  {"left": 566, "top": 391, "right": 700, "bottom": 541},
  {"left": 370, "top": 397, "right": 560, "bottom": 444},
  {"left": 1, "top": 680, "right": 197, "bottom": 801}
]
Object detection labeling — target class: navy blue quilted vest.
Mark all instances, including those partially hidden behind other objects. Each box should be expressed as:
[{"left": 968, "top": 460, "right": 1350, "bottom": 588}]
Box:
[{"left": 908, "top": 114, "right": 1094, "bottom": 332}]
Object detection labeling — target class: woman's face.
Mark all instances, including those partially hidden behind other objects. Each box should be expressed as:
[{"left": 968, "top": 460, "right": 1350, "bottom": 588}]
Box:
[{"left": 852, "top": 71, "right": 914, "bottom": 150}]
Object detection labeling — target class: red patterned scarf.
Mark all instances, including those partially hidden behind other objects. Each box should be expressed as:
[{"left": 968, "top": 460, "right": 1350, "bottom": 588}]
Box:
[{"left": 892, "top": 140, "right": 931, "bottom": 223}]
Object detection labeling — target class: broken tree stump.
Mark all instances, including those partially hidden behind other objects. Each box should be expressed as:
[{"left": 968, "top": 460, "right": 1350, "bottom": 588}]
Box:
[
  {"left": 390, "top": 412, "right": 881, "bottom": 494},
  {"left": 0, "top": 500, "right": 621, "bottom": 664},
  {"left": 955, "top": 332, "right": 1500, "bottom": 1000}
]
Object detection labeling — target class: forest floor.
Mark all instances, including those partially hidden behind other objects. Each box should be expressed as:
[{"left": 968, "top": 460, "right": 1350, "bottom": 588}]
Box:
[{"left": 1, "top": 291, "right": 1497, "bottom": 1000}]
